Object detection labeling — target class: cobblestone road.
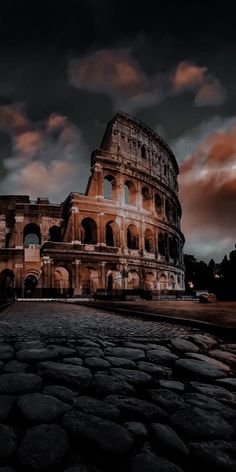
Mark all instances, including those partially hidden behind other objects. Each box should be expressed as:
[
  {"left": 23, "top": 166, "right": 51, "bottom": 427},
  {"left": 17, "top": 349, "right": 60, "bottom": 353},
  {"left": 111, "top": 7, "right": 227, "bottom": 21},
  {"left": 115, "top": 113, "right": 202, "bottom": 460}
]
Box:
[
  {"left": 0, "top": 302, "right": 235, "bottom": 472},
  {"left": 0, "top": 302, "right": 199, "bottom": 343}
]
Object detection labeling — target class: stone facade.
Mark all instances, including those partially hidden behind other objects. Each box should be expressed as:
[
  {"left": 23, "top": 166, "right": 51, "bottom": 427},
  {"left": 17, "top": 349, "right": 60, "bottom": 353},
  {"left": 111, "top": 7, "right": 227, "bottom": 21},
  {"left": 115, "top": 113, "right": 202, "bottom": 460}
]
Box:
[{"left": 0, "top": 112, "right": 185, "bottom": 297}]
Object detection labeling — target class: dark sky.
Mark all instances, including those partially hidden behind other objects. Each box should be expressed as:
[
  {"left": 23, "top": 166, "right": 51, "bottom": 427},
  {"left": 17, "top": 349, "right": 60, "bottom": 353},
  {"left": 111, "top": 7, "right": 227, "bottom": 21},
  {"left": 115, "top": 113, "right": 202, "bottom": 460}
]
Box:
[{"left": 0, "top": 1, "right": 236, "bottom": 261}]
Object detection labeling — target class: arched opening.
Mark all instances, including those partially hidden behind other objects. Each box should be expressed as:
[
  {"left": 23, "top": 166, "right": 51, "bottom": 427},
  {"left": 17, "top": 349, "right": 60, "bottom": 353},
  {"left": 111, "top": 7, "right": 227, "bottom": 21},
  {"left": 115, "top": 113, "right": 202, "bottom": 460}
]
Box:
[
  {"left": 23, "top": 223, "right": 41, "bottom": 245},
  {"left": 5, "top": 232, "right": 12, "bottom": 248},
  {"left": 54, "top": 267, "right": 70, "bottom": 296},
  {"left": 142, "top": 187, "right": 151, "bottom": 211},
  {"left": 144, "top": 228, "right": 154, "bottom": 253},
  {"left": 104, "top": 175, "right": 116, "bottom": 199},
  {"left": 81, "top": 218, "right": 97, "bottom": 245},
  {"left": 155, "top": 193, "right": 162, "bottom": 214},
  {"left": 172, "top": 209, "right": 177, "bottom": 225},
  {"left": 128, "top": 271, "right": 140, "bottom": 289},
  {"left": 158, "top": 232, "right": 167, "bottom": 257},
  {"left": 0, "top": 269, "right": 15, "bottom": 300},
  {"left": 124, "top": 181, "right": 136, "bottom": 205},
  {"left": 169, "top": 237, "right": 178, "bottom": 260},
  {"left": 165, "top": 200, "right": 173, "bottom": 221},
  {"left": 49, "top": 226, "right": 62, "bottom": 242},
  {"left": 107, "top": 270, "right": 122, "bottom": 290},
  {"left": 24, "top": 274, "right": 38, "bottom": 297},
  {"left": 141, "top": 145, "right": 146, "bottom": 159},
  {"left": 127, "top": 224, "right": 139, "bottom": 250},
  {"left": 145, "top": 272, "right": 155, "bottom": 290},
  {"left": 105, "top": 221, "right": 119, "bottom": 247},
  {"left": 159, "top": 273, "right": 168, "bottom": 290},
  {"left": 81, "top": 267, "right": 99, "bottom": 294},
  {"left": 106, "top": 222, "right": 114, "bottom": 246},
  {"left": 170, "top": 274, "right": 176, "bottom": 290}
]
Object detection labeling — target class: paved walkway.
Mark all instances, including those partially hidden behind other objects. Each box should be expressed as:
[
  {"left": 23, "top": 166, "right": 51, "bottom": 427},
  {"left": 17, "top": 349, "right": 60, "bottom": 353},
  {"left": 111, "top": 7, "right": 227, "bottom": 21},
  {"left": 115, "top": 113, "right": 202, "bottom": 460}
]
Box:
[
  {"left": 86, "top": 300, "right": 236, "bottom": 328},
  {"left": 0, "top": 302, "right": 235, "bottom": 472},
  {"left": 0, "top": 302, "right": 199, "bottom": 343}
]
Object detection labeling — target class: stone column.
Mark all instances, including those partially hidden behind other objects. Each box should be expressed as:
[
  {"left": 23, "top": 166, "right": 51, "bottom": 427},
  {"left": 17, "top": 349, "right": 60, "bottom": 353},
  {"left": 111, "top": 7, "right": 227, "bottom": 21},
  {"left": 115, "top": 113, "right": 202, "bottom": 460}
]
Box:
[
  {"left": 100, "top": 261, "right": 106, "bottom": 289},
  {"left": 15, "top": 263, "right": 23, "bottom": 297},
  {"left": 14, "top": 215, "right": 24, "bottom": 248},
  {"left": 99, "top": 212, "right": 105, "bottom": 245},
  {"left": 74, "top": 259, "right": 82, "bottom": 296},
  {"left": 140, "top": 220, "right": 144, "bottom": 252},
  {"left": 48, "top": 259, "right": 53, "bottom": 288},
  {"left": 42, "top": 257, "right": 50, "bottom": 289},
  {"left": 94, "top": 164, "right": 103, "bottom": 200},
  {"left": 71, "top": 207, "right": 80, "bottom": 243},
  {"left": 0, "top": 215, "right": 6, "bottom": 248}
]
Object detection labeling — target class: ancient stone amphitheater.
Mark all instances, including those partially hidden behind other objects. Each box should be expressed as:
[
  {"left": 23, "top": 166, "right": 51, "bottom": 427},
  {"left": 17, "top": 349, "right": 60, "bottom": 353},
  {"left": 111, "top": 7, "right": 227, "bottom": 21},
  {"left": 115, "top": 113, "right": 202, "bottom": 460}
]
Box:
[{"left": 0, "top": 112, "right": 185, "bottom": 298}]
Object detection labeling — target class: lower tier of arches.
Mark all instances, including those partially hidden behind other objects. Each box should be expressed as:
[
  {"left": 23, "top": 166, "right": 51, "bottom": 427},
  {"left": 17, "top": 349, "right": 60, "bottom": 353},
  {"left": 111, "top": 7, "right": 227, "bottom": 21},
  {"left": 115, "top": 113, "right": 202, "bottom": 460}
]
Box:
[{"left": 0, "top": 262, "right": 185, "bottom": 299}]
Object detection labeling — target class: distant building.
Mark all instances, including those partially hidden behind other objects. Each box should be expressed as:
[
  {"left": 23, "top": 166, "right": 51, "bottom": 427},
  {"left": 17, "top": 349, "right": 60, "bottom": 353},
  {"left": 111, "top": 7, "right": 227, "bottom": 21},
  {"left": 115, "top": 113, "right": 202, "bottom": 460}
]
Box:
[{"left": 0, "top": 112, "right": 185, "bottom": 298}]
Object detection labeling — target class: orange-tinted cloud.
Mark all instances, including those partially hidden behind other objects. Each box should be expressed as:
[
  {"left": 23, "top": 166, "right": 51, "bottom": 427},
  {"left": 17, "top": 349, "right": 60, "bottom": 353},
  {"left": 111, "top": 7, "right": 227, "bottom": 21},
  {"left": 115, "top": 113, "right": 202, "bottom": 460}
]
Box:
[
  {"left": 1, "top": 106, "right": 88, "bottom": 201},
  {"left": 195, "top": 77, "right": 226, "bottom": 106},
  {"left": 69, "top": 52, "right": 226, "bottom": 111},
  {"left": 69, "top": 49, "right": 144, "bottom": 95},
  {"left": 172, "top": 61, "right": 206, "bottom": 90},
  {"left": 15, "top": 130, "right": 44, "bottom": 158},
  {"left": 47, "top": 114, "right": 68, "bottom": 130},
  {"left": 0, "top": 104, "right": 28, "bottom": 134},
  {"left": 179, "top": 123, "right": 236, "bottom": 256},
  {"left": 172, "top": 61, "right": 226, "bottom": 106}
]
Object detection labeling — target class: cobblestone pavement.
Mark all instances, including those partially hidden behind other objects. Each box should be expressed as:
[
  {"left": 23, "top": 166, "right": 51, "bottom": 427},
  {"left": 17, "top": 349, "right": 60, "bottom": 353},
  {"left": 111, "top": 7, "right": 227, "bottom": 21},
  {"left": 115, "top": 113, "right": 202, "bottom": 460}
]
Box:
[
  {"left": 0, "top": 302, "right": 198, "bottom": 343},
  {"left": 0, "top": 302, "right": 235, "bottom": 472}
]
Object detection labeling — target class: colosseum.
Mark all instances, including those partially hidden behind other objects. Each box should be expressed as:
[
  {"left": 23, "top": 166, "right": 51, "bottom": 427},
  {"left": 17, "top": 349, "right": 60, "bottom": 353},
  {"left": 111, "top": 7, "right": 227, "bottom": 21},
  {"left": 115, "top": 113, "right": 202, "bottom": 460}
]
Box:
[{"left": 0, "top": 111, "right": 185, "bottom": 299}]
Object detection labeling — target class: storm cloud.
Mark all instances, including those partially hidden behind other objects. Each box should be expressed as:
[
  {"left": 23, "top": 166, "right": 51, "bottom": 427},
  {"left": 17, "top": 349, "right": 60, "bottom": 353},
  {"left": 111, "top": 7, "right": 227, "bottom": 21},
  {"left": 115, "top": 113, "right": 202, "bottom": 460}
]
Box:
[
  {"left": 177, "top": 119, "right": 236, "bottom": 260},
  {"left": 69, "top": 51, "right": 226, "bottom": 112},
  {"left": 0, "top": 104, "right": 88, "bottom": 202}
]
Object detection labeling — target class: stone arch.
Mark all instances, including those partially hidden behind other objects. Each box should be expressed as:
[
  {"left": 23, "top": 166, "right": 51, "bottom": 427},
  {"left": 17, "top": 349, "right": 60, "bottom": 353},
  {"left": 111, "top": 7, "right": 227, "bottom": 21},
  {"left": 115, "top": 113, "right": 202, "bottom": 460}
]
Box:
[
  {"left": 81, "top": 266, "right": 99, "bottom": 294},
  {"left": 165, "top": 200, "right": 174, "bottom": 221},
  {"left": 169, "top": 236, "right": 178, "bottom": 260},
  {"left": 81, "top": 218, "right": 97, "bottom": 245},
  {"left": 53, "top": 267, "right": 70, "bottom": 295},
  {"left": 105, "top": 221, "right": 119, "bottom": 247},
  {"left": 127, "top": 224, "right": 139, "bottom": 250},
  {"left": 107, "top": 270, "right": 122, "bottom": 290},
  {"left": 145, "top": 272, "right": 155, "bottom": 290},
  {"left": 158, "top": 232, "right": 167, "bottom": 256},
  {"left": 155, "top": 193, "right": 163, "bottom": 214},
  {"left": 141, "top": 145, "right": 146, "bottom": 159},
  {"left": 164, "top": 163, "right": 169, "bottom": 177},
  {"left": 169, "top": 273, "right": 176, "bottom": 290},
  {"left": 49, "top": 226, "right": 62, "bottom": 242},
  {"left": 104, "top": 175, "right": 117, "bottom": 200},
  {"left": 5, "top": 232, "right": 12, "bottom": 248},
  {"left": 24, "top": 273, "right": 38, "bottom": 297},
  {"left": 142, "top": 187, "right": 151, "bottom": 211},
  {"left": 124, "top": 180, "right": 136, "bottom": 205},
  {"left": 144, "top": 228, "right": 154, "bottom": 253},
  {"left": 0, "top": 269, "right": 15, "bottom": 300},
  {"left": 159, "top": 272, "right": 168, "bottom": 290},
  {"left": 23, "top": 223, "right": 41, "bottom": 245},
  {"left": 127, "top": 270, "right": 140, "bottom": 289}
]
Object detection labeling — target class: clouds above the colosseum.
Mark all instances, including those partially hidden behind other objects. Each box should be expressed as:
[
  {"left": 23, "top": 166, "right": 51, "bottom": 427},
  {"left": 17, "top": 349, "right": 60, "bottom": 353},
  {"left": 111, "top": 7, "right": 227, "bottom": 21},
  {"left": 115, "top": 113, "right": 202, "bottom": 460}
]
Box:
[
  {"left": 69, "top": 51, "right": 226, "bottom": 112},
  {"left": 0, "top": 104, "right": 88, "bottom": 201},
  {"left": 172, "top": 62, "right": 226, "bottom": 107}
]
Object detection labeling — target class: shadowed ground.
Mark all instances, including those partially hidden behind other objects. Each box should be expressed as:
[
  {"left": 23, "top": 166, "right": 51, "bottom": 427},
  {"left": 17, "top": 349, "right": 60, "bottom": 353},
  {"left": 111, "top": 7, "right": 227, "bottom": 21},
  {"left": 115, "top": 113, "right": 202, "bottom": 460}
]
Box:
[{"left": 85, "top": 300, "right": 236, "bottom": 328}]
